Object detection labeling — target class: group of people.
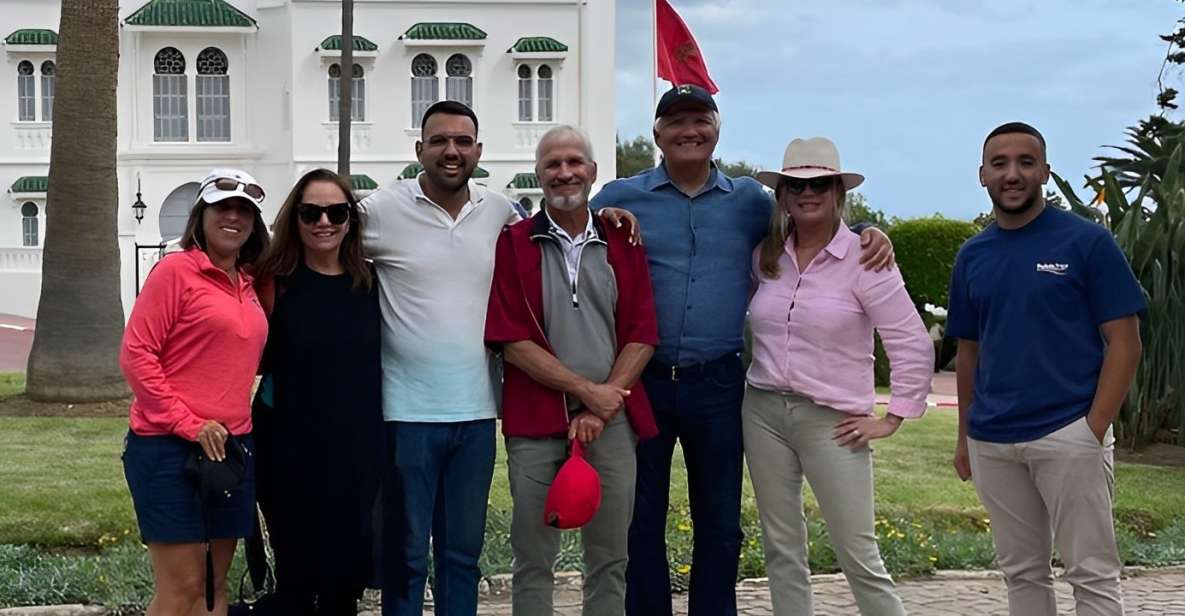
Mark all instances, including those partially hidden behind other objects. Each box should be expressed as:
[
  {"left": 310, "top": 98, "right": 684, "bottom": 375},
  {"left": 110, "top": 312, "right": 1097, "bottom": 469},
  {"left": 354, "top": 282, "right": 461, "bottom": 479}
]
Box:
[{"left": 119, "top": 84, "right": 1145, "bottom": 616}]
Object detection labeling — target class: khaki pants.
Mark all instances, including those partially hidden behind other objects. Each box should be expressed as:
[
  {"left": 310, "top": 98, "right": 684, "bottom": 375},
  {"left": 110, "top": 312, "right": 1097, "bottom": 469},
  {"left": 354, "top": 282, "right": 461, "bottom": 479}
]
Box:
[
  {"left": 742, "top": 386, "right": 905, "bottom": 616},
  {"left": 968, "top": 416, "right": 1124, "bottom": 616},
  {"left": 506, "top": 415, "right": 637, "bottom": 616}
]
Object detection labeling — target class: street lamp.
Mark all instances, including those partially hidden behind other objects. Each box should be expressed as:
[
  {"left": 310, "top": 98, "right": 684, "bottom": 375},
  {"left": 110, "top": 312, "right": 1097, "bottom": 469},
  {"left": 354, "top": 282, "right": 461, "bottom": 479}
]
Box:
[{"left": 132, "top": 175, "right": 147, "bottom": 224}]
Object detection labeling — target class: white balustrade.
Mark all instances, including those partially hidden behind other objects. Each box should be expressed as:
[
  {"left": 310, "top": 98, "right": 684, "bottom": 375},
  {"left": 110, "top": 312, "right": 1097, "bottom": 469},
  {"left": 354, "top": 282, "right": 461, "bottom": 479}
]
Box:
[
  {"left": 514, "top": 123, "right": 556, "bottom": 150},
  {"left": 324, "top": 123, "right": 371, "bottom": 152},
  {"left": 12, "top": 123, "right": 52, "bottom": 151},
  {"left": 0, "top": 248, "right": 43, "bottom": 272}
]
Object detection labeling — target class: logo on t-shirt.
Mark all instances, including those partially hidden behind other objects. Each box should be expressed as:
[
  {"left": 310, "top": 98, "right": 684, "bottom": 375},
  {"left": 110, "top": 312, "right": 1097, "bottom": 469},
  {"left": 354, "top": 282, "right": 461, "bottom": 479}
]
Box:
[{"left": 1036, "top": 262, "right": 1070, "bottom": 276}]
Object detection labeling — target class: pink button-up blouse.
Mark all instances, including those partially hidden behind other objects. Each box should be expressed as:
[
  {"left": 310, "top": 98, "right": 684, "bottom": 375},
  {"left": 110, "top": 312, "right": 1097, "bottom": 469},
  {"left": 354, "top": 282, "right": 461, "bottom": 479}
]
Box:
[{"left": 746, "top": 225, "right": 934, "bottom": 418}]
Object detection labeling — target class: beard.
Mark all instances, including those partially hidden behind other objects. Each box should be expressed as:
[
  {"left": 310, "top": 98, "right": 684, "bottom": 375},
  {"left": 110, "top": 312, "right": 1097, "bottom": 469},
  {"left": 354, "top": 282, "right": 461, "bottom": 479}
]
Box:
[
  {"left": 991, "top": 188, "right": 1041, "bottom": 216},
  {"left": 547, "top": 191, "right": 590, "bottom": 212}
]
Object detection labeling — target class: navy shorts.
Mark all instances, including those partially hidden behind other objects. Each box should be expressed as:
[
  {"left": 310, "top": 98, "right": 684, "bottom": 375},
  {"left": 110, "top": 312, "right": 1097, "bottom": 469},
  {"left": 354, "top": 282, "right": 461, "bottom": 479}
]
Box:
[{"left": 122, "top": 430, "right": 256, "bottom": 544}]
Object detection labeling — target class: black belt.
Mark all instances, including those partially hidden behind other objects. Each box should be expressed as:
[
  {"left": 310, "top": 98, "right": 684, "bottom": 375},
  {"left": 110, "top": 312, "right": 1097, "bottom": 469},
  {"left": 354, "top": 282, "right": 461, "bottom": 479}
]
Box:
[{"left": 645, "top": 353, "right": 740, "bottom": 383}]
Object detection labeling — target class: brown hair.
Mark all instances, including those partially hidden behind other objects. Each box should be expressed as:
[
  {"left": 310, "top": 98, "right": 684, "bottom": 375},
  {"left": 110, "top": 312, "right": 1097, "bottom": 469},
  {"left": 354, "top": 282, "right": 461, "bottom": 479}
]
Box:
[
  {"left": 254, "top": 168, "right": 372, "bottom": 292},
  {"left": 179, "top": 197, "right": 270, "bottom": 267},
  {"left": 757, "top": 177, "right": 846, "bottom": 279}
]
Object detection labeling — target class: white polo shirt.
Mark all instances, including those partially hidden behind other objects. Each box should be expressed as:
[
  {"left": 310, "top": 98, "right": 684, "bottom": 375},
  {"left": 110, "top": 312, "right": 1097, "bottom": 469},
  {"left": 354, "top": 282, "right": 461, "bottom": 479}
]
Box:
[{"left": 359, "top": 176, "right": 519, "bottom": 423}]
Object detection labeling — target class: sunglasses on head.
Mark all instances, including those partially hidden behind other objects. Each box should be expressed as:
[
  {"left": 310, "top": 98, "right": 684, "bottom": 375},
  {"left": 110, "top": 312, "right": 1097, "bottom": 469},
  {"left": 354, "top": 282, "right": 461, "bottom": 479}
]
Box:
[
  {"left": 296, "top": 202, "right": 351, "bottom": 225},
  {"left": 782, "top": 177, "right": 837, "bottom": 195},
  {"left": 202, "top": 177, "right": 266, "bottom": 202}
]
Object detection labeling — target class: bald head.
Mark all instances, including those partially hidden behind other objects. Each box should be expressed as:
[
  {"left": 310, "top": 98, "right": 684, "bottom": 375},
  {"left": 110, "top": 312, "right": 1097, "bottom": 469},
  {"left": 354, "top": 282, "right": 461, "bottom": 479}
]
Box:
[{"left": 535, "top": 125, "right": 595, "bottom": 166}]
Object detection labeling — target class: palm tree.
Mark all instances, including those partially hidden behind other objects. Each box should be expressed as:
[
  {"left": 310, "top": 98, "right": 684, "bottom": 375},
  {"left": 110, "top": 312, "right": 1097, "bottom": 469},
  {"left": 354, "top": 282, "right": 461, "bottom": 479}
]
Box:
[
  {"left": 338, "top": 0, "right": 354, "bottom": 177},
  {"left": 25, "top": 0, "right": 127, "bottom": 402}
]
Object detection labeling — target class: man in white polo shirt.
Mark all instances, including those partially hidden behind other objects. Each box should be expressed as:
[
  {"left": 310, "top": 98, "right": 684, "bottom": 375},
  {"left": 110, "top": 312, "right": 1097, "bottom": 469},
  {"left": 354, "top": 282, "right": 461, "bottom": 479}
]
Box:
[
  {"left": 360, "top": 101, "right": 636, "bottom": 616},
  {"left": 360, "top": 101, "right": 515, "bottom": 616}
]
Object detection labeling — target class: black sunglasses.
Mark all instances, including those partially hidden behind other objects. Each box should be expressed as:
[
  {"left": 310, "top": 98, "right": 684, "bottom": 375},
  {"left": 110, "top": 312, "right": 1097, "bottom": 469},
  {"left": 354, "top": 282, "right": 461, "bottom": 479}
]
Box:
[
  {"left": 296, "top": 202, "right": 351, "bottom": 225},
  {"left": 782, "top": 177, "right": 837, "bottom": 195}
]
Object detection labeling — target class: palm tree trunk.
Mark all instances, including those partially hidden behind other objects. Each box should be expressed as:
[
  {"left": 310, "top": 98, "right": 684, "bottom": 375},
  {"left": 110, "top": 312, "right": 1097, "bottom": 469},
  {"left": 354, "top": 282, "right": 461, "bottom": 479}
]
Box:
[
  {"left": 337, "top": 0, "right": 354, "bottom": 177},
  {"left": 26, "top": 0, "right": 128, "bottom": 401}
]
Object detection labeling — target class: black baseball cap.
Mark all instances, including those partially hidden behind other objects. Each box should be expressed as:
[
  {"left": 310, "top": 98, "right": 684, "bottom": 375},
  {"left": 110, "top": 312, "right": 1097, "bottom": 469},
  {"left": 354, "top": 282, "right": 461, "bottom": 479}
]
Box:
[{"left": 654, "top": 84, "right": 718, "bottom": 119}]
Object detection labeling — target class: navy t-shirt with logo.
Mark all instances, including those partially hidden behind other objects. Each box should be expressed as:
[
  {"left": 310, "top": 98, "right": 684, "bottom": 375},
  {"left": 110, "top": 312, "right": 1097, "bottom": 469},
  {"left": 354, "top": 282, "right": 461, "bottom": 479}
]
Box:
[{"left": 946, "top": 206, "right": 1147, "bottom": 443}]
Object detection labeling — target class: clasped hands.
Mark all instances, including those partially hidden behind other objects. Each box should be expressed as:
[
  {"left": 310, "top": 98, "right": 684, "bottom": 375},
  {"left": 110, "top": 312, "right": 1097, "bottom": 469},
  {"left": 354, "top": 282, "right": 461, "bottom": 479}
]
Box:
[{"left": 568, "top": 381, "right": 631, "bottom": 444}]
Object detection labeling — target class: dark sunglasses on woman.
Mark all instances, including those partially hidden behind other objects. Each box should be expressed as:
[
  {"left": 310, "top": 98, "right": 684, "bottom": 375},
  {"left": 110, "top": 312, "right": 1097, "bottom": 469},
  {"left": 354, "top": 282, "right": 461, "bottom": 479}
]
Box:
[
  {"left": 296, "top": 202, "right": 352, "bottom": 225},
  {"left": 782, "top": 177, "right": 837, "bottom": 195}
]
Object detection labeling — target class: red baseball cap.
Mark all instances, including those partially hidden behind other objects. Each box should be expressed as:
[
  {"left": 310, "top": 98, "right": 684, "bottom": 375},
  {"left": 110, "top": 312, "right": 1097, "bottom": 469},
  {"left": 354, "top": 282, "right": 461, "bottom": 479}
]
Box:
[{"left": 544, "top": 439, "right": 602, "bottom": 529}]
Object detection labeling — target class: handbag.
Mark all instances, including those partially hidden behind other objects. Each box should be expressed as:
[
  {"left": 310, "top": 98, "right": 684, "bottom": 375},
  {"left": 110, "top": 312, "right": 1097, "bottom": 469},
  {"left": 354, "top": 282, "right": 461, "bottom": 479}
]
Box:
[{"left": 185, "top": 432, "right": 251, "bottom": 611}]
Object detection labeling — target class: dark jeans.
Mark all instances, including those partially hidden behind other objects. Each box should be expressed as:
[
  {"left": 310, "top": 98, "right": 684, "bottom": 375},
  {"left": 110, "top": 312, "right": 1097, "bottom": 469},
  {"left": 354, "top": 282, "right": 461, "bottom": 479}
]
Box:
[
  {"left": 626, "top": 354, "right": 745, "bottom": 616},
  {"left": 381, "top": 419, "right": 496, "bottom": 616}
]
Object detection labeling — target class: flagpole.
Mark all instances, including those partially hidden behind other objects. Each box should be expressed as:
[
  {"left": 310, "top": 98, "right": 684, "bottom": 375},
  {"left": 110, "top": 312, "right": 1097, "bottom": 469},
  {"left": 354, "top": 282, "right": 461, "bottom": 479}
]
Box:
[{"left": 652, "top": 0, "right": 660, "bottom": 166}]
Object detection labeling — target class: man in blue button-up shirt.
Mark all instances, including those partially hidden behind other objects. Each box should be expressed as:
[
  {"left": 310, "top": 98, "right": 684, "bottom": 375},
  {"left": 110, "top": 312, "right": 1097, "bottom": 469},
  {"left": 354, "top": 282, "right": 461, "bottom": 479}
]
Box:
[{"left": 592, "top": 85, "right": 894, "bottom": 616}]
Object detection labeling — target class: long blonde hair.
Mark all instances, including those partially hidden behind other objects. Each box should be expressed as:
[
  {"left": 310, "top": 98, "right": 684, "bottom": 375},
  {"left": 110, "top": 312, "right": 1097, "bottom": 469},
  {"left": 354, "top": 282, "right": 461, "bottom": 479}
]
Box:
[{"left": 757, "top": 177, "right": 846, "bottom": 279}]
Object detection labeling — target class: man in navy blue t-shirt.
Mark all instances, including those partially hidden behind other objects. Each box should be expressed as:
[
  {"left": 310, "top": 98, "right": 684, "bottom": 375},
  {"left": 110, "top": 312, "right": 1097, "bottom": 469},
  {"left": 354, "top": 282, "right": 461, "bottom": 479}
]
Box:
[{"left": 947, "top": 122, "right": 1146, "bottom": 616}]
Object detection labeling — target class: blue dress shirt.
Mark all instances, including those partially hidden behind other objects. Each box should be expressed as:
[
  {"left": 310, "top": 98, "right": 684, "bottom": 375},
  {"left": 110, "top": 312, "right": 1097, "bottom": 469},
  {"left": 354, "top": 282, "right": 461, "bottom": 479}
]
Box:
[{"left": 591, "top": 164, "right": 772, "bottom": 366}]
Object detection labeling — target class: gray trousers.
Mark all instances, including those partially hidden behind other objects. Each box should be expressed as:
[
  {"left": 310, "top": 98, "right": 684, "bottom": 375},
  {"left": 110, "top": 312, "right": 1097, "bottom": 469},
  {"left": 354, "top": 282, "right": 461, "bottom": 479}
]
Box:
[
  {"left": 742, "top": 386, "right": 905, "bottom": 616},
  {"left": 969, "top": 416, "right": 1124, "bottom": 616},
  {"left": 506, "top": 415, "right": 637, "bottom": 616}
]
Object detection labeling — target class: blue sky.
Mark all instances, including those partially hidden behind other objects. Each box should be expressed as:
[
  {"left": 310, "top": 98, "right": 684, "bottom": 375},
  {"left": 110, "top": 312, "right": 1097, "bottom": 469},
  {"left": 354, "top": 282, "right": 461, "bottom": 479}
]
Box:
[{"left": 615, "top": 0, "right": 1182, "bottom": 220}]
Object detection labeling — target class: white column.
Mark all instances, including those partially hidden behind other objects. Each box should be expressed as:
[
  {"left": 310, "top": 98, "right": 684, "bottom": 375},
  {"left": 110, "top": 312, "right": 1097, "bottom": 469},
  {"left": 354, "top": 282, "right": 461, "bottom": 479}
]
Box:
[{"left": 579, "top": 0, "right": 617, "bottom": 187}]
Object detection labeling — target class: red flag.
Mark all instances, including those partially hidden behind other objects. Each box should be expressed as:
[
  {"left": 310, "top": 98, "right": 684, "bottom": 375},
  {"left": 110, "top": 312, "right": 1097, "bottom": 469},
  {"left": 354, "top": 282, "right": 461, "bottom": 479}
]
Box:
[{"left": 655, "top": 0, "right": 719, "bottom": 94}]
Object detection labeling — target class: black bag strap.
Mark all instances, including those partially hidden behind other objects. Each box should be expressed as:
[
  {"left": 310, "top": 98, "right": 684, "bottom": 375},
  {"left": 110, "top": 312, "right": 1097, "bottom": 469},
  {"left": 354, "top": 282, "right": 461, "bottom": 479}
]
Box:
[{"left": 197, "top": 464, "right": 216, "bottom": 612}]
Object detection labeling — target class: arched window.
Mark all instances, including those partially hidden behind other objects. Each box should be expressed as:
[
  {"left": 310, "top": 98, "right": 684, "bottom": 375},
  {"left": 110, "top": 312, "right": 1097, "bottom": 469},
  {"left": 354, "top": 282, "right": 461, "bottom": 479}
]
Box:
[
  {"left": 329, "top": 63, "right": 365, "bottom": 122},
  {"left": 39, "top": 61, "right": 55, "bottom": 121},
  {"left": 445, "top": 53, "right": 473, "bottom": 108},
  {"left": 410, "top": 53, "right": 438, "bottom": 127},
  {"left": 195, "top": 47, "right": 229, "bottom": 142},
  {"left": 16, "top": 61, "right": 35, "bottom": 121},
  {"left": 537, "top": 64, "right": 554, "bottom": 122},
  {"left": 517, "top": 64, "right": 533, "bottom": 122},
  {"left": 21, "top": 202, "right": 39, "bottom": 247},
  {"left": 153, "top": 47, "right": 188, "bottom": 142}
]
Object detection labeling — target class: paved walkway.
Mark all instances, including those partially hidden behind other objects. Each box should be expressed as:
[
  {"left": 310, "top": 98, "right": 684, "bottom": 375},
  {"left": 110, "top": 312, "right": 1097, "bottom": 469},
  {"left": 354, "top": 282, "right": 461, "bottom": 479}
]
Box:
[
  {"left": 379, "top": 568, "right": 1185, "bottom": 615},
  {"left": 0, "top": 313, "right": 34, "bottom": 373}
]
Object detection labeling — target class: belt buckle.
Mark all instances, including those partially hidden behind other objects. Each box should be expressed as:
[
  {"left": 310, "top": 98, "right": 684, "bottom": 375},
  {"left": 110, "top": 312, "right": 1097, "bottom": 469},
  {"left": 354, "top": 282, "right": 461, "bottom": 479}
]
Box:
[{"left": 671, "top": 365, "right": 679, "bottom": 382}]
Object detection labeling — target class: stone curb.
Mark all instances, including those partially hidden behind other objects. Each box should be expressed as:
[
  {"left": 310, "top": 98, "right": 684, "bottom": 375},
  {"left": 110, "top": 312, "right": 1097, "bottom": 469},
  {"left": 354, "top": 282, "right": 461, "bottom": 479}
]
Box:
[
  {"left": 9, "top": 565, "right": 1185, "bottom": 613},
  {"left": 0, "top": 607, "right": 107, "bottom": 616},
  {"left": 481, "top": 565, "right": 1185, "bottom": 594}
]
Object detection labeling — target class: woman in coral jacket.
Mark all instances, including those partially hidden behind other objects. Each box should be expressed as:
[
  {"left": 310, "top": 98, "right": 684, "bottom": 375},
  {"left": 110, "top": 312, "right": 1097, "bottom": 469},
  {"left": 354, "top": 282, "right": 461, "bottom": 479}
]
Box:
[{"left": 120, "top": 168, "right": 270, "bottom": 616}]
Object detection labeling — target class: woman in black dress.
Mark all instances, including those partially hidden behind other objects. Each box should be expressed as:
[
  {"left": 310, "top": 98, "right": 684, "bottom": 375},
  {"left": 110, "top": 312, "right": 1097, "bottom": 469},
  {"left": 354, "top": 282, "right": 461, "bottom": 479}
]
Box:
[{"left": 252, "top": 169, "right": 383, "bottom": 615}]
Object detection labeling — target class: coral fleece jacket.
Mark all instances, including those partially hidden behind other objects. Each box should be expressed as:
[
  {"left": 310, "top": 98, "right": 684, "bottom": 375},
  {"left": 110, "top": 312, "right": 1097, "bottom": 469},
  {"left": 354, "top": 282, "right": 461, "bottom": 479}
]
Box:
[{"left": 121, "top": 249, "right": 268, "bottom": 441}]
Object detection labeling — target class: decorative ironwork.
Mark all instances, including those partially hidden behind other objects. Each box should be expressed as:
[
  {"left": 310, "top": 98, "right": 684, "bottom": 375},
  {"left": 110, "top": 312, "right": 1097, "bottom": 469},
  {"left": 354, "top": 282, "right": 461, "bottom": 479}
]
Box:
[
  {"left": 154, "top": 47, "right": 186, "bottom": 75},
  {"left": 196, "top": 47, "right": 228, "bottom": 75},
  {"left": 412, "top": 54, "right": 437, "bottom": 77},
  {"left": 446, "top": 54, "right": 471, "bottom": 77}
]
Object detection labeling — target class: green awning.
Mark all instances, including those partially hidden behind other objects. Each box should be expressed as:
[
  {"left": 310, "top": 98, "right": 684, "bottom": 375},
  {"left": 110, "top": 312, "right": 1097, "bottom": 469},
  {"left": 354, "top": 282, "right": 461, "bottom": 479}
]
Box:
[
  {"left": 508, "top": 173, "right": 539, "bottom": 190},
  {"left": 399, "top": 163, "right": 489, "bottom": 180},
  {"left": 508, "top": 37, "right": 568, "bottom": 53},
  {"left": 10, "top": 176, "right": 49, "bottom": 193},
  {"left": 350, "top": 174, "right": 377, "bottom": 190},
  {"left": 125, "top": 0, "right": 257, "bottom": 28},
  {"left": 319, "top": 35, "right": 378, "bottom": 52},
  {"left": 5, "top": 29, "right": 58, "bottom": 46},
  {"left": 401, "top": 22, "right": 486, "bottom": 41}
]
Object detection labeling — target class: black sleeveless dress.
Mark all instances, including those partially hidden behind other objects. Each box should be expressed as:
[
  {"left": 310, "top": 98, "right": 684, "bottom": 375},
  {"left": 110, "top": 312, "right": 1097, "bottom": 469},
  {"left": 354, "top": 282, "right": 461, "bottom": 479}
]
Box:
[{"left": 255, "top": 263, "right": 383, "bottom": 605}]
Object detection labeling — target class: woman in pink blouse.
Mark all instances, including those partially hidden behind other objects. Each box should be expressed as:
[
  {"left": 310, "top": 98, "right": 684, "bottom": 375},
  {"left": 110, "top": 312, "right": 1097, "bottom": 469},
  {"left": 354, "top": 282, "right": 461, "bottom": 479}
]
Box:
[{"left": 744, "top": 138, "right": 933, "bottom": 616}]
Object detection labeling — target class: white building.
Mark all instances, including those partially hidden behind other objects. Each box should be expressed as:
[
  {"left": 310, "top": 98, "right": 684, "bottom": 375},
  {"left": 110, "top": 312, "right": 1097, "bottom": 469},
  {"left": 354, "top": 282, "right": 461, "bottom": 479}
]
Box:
[{"left": 0, "top": 0, "right": 616, "bottom": 318}]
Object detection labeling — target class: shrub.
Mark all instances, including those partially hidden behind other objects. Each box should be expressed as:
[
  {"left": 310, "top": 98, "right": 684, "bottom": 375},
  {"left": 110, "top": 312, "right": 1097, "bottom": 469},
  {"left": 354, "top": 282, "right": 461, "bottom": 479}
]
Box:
[
  {"left": 888, "top": 216, "right": 980, "bottom": 312},
  {"left": 1053, "top": 127, "right": 1185, "bottom": 447}
]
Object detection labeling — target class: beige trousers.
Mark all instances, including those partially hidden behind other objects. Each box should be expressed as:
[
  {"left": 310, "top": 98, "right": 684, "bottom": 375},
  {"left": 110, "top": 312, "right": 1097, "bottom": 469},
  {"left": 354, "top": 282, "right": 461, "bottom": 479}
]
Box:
[
  {"left": 968, "top": 415, "right": 1124, "bottom": 616},
  {"left": 742, "top": 386, "right": 905, "bottom": 616},
  {"left": 506, "top": 415, "right": 637, "bottom": 616}
]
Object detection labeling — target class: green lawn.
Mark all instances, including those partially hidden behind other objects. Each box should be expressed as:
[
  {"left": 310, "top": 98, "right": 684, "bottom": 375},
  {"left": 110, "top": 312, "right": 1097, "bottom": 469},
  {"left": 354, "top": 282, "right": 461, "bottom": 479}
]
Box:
[
  {"left": 3, "top": 412, "right": 1184, "bottom": 547},
  {"left": 3, "top": 411, "right": 1185, "bottom": 608},
  {"left": 0, "top": 373, "right": 22, "bottom": 401}
]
